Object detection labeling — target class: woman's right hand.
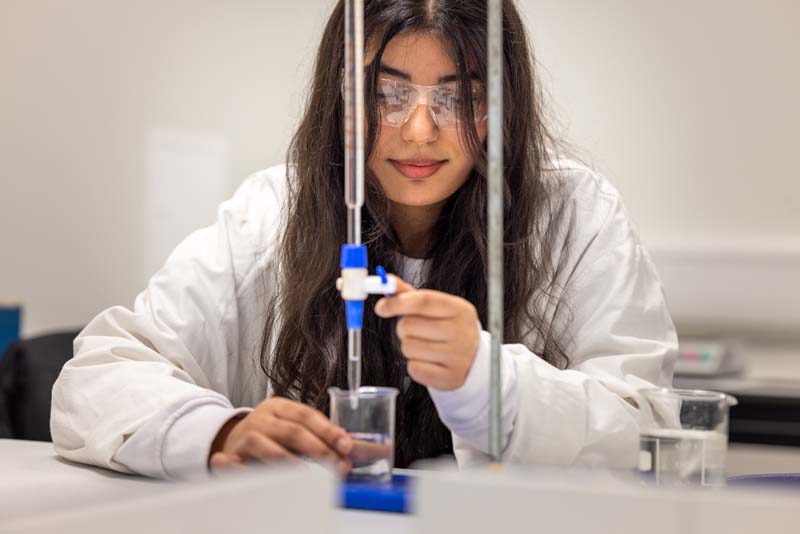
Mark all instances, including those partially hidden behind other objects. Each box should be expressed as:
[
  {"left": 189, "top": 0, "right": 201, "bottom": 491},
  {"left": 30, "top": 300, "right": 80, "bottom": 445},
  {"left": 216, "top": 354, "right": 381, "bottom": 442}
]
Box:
[{"left": 209, "top": 397, "right": 353, "bottom": 474}]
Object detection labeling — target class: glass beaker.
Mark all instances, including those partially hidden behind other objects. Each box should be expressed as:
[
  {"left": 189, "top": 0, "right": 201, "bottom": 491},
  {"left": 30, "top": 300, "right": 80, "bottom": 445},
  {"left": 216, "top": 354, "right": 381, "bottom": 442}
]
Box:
[
  {"left": 639, "top": 388, "right": 738, "bottom": 487},
  {"left": 328, "top": 386, "right": 398, "bottom": 482}
]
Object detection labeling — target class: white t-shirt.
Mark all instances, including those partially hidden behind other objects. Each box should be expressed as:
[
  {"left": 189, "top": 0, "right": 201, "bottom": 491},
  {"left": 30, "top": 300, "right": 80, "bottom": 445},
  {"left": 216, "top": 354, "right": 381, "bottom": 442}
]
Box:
[{"left": 51, "top": 161, "right": 677, "bottom": 479}]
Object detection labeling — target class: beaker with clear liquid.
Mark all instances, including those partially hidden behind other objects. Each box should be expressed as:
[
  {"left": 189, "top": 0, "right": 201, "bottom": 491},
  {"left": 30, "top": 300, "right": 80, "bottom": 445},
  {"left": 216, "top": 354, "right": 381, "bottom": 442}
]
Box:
[
  {"left": 329, "top": 386, "right": 398, "bottom": 483},
  {"left": 639, "top": 388, "right": 737, "bottom": 487}
]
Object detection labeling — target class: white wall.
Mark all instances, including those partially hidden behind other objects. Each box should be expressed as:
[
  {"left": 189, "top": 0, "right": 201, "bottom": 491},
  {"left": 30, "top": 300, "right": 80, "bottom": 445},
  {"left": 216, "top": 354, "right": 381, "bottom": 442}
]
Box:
[
  {"left": 0, "top": 0, "right": 335, "bottom": 335},
  {"left": 521, "top": 0, "right": 800, "bottom": 335},
  {"left": 1, "top": 0, "right": 798, "bottom": 337}
]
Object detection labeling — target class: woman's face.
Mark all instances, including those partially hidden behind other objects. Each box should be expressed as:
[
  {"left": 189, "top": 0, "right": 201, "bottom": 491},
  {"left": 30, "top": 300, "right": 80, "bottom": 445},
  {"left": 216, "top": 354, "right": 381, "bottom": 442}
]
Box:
[{"left": 366, "top": 32, "right": 487, "bottom": 210}]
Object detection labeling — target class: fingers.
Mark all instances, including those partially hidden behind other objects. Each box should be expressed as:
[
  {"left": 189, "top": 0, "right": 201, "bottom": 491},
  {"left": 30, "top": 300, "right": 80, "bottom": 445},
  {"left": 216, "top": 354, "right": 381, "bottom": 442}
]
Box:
[
  {"left": 215, "top": 397, "right": 356, "bottom": 474},
  {"left": 400, "top": 335, "right": 450, "bottom": 364},
  {"left": 209, "top": 452, "right": 244, "bottom": 472},
  {"left": 375, "top": 290, "right": 463, "bottom": 319},
  {"left": 349, "top": 439, "right": 393, "bottom": 468},
  {"left": 267, "top": 398, "right": 352, "bottom": 456},
  {"left": 390, "top": 275, "right": 414, "bottom": 294},
  {"left": 209, "top": 432, "right": 297, "bottom": 474},
  {"left": 396, "top": 316, "right": 458, "bottom": 342},
  {"left": 214, "top": 421, "right": 353, "bottom": 476},
  {"left": 231, "top": 430, "right": 297, "bottom": 463},
  {"left": 375, "top": 282, "right": 480, "bottom": 391},
  {"left": 407, "top": 360, "right": 453, "bottom": 390},
  {"left": 266, "top": 417, "right": 346, "bottom": 465}
]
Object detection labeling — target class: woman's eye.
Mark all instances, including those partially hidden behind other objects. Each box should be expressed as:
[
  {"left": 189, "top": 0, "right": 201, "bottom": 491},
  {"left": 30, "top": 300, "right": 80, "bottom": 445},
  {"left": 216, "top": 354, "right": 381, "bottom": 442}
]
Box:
[
  {"left": 378, "top": 91, "right": 408, "bottom": 106},
  {"left": 377, "top": 92, "right": 405, "bottom": 106},
  {"left": 435, "top": 92, "right": 462, "bottom": 108}
]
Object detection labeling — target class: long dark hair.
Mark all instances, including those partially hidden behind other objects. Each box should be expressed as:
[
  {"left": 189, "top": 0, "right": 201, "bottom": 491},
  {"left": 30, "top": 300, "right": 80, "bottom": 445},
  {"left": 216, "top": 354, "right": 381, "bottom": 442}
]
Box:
[{"left": 261, "top": 0, "right": 572, "bottom": 467}]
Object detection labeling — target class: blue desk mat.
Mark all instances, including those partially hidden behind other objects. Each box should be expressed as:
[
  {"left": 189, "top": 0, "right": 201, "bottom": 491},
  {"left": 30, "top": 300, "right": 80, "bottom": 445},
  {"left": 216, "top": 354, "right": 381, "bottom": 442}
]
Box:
[
  {"left": 340, "top": 474, "right": 413, "bottom": 514},
  {"left": 728, "top": 473, "right": 800, "bottom": 488}
]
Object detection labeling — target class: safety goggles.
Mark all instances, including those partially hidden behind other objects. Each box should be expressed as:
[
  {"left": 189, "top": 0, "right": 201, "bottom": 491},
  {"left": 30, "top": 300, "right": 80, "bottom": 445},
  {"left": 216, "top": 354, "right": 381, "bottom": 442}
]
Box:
[{"left": 375, "top": 77, "right": 487, "bottom": 129}]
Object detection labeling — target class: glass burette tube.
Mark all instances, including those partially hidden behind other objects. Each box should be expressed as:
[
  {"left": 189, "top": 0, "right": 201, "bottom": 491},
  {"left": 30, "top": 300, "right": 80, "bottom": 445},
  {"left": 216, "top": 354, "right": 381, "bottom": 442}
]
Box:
[{"left": 343, "top": 0, "right": 365, "bottom": 394}]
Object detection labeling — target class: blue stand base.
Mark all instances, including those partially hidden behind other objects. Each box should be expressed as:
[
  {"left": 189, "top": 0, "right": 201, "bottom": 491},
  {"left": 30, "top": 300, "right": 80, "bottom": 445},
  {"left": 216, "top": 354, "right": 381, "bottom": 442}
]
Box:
[
  {"left": 340, "top": 474, "right": 413, "bottom": 514},
  {"left": 728, "top": 473, "right": 800, "bottom": 488}
]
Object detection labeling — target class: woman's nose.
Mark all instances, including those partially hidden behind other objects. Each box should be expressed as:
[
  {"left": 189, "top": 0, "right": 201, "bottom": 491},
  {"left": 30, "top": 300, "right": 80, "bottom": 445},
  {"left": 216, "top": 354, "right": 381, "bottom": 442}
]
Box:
[{"left": 400, "top": 105, "right": 439, "bottom": 145}]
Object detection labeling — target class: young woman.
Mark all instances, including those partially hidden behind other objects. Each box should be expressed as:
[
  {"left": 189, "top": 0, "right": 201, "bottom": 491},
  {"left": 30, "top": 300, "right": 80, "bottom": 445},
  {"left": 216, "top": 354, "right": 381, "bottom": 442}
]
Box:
[{"left": 51, "top": 0, "right": 676, "bottom": 479}]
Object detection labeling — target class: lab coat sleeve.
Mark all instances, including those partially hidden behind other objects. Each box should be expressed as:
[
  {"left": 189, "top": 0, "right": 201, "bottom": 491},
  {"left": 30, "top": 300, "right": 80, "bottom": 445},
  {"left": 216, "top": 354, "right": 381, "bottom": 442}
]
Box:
[
  {"left": 428, "top": 329, "right": 518, "bottom": 452},
  {"left": 437, "top": 173, "right": 677, "bottom": 469},
  {"left": 50, "top": 168, "right": 282, "bottom": 478},
  {"left": 499, "top": 236, "right": 676, "bottom": 469}
]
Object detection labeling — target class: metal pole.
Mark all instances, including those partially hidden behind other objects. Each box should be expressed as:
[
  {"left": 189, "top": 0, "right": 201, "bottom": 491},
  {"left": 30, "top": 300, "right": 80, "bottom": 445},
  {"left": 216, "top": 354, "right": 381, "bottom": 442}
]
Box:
[{"left": 487, "top": 0, "right": 504, "bottom": 463}]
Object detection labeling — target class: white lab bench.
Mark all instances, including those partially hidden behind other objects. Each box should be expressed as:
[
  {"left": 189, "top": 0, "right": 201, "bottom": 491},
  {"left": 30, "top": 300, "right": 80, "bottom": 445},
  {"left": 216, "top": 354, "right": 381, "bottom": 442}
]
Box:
[
  {"left": 0, "top": 439, "right": 414, "bottom": 534},
  {"left": 3, "top": 439, "right": 800, "bottom": 534},
  {"left": 4, "top": 338, "right": 800, "bottom": 533}
]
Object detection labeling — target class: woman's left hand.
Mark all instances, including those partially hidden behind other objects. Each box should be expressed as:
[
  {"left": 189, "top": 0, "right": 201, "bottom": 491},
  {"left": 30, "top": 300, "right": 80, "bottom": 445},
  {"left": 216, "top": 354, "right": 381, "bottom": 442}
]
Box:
[{"left": 374, "top": 276, "right": 480, "bottom": 391}]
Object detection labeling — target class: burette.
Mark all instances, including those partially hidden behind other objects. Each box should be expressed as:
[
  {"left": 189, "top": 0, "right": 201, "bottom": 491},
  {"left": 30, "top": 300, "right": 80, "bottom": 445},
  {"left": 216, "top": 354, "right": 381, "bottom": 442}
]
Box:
[
  {"left": 343, "top": 0, "right": 365, "bottom": 395},
  {"left": 338, "top": 0, "right": 396, "bottom": 398},
  {"left": 338, "top": 0, "right": 503, "bottom": 464}
]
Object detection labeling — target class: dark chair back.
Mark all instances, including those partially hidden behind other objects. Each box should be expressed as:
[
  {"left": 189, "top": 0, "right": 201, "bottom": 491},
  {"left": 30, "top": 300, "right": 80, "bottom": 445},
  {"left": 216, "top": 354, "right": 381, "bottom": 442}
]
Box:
[{"left": 0, "top": 331, "right": 79, "bottom": 441}]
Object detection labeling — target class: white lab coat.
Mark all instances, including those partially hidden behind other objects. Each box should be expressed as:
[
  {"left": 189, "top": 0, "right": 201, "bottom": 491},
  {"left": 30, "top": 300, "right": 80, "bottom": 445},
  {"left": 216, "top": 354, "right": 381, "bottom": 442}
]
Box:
[{"left": 50, "top": 161, "right": 677, "bottom": 479}]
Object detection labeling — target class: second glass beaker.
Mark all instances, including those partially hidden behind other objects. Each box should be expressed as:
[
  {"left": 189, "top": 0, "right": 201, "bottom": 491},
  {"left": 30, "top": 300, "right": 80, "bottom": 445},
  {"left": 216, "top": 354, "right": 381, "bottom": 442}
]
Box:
[{"left": 639, "top": 388, "right": 738, "bottom": 487}]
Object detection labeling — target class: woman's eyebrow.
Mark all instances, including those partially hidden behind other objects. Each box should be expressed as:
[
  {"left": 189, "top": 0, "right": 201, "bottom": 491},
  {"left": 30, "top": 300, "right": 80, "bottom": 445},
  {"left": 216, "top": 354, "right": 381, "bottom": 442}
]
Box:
[{"left": 367, "top": 62, "right": 478, "bottom": 83}]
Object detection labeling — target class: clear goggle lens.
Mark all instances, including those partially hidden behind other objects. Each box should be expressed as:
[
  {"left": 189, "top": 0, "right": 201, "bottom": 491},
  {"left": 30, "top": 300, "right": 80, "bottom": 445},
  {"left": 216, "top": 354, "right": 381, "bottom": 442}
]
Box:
[{"left": 376, "top": 78, "right": 487, "bottom": 129}]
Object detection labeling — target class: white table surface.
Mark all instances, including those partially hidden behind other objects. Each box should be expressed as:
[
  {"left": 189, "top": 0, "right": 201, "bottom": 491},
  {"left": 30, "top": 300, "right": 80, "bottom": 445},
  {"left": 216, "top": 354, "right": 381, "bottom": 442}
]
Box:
[
  {"left": 0, "top": 439, "right": 415, "bottom": 533},
  {"left": 6, "top": 440, "right": 797, "bottom": 534}
]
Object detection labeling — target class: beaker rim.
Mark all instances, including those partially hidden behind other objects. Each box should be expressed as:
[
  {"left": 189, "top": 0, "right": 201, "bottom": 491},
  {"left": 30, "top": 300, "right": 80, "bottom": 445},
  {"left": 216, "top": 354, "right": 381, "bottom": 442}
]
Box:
[
  {"left": 328, "top": 386, "right": 399, "bottom": 399},
  {"left": 641, "top": 387, "right": 738, "bottom": 406}
]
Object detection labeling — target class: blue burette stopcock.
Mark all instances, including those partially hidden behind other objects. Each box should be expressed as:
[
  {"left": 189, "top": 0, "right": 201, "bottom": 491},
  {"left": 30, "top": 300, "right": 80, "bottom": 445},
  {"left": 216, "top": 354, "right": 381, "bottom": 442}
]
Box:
[{"left": 337, "top": 244, "right": 398, "bottom": 329}]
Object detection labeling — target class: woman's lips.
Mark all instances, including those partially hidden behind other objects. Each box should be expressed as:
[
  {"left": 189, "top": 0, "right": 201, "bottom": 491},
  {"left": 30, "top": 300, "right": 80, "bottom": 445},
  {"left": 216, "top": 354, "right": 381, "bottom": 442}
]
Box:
[{"left": 390, "top": 159, "right": 447, "bottom": 179}]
